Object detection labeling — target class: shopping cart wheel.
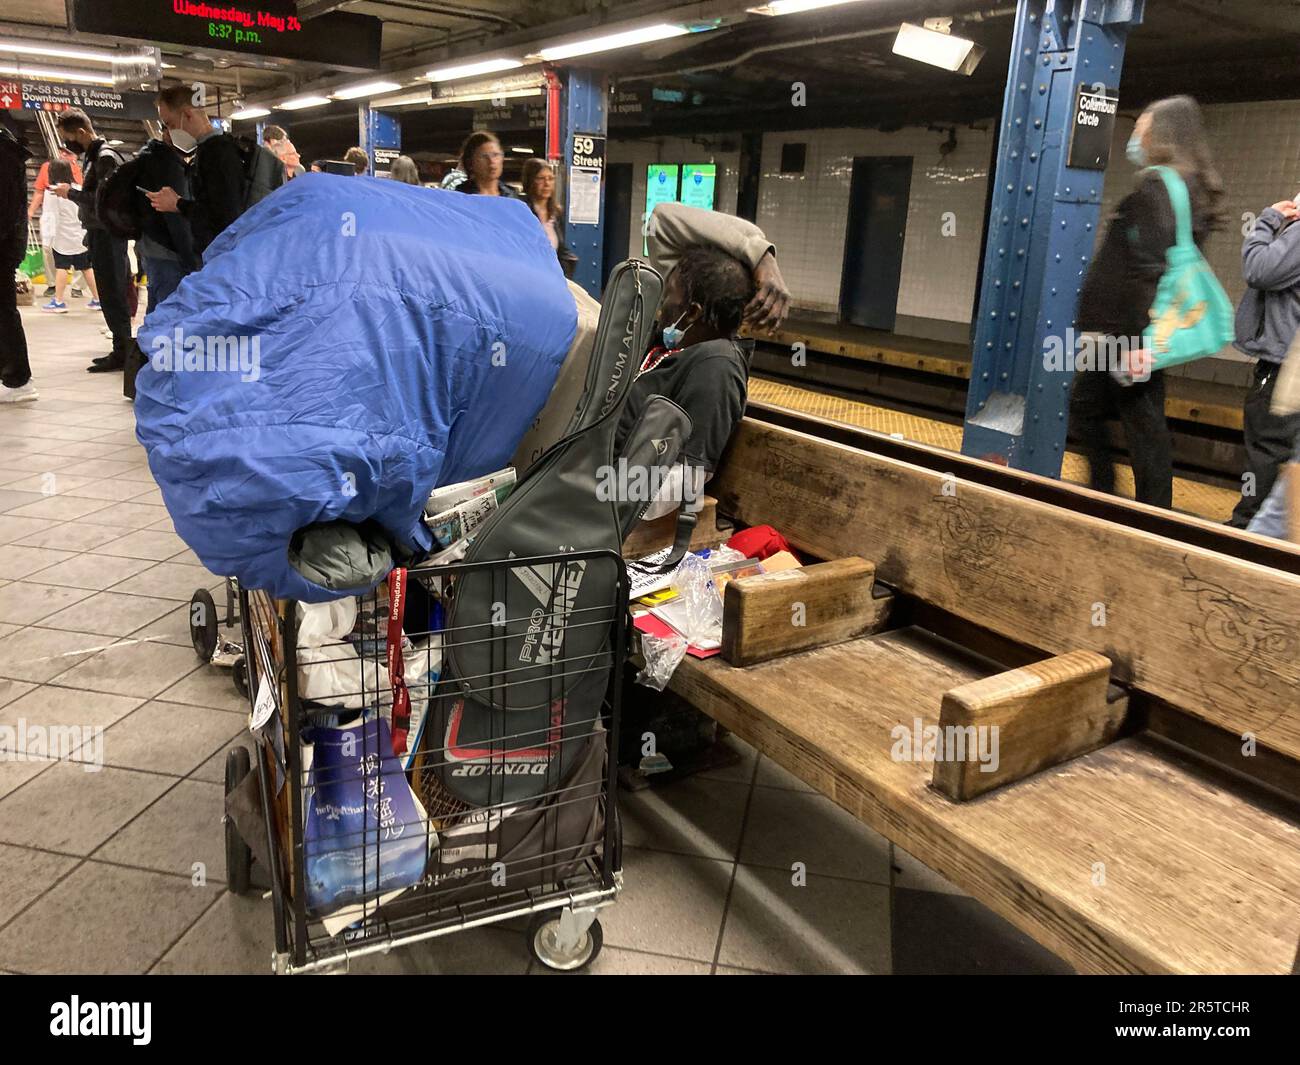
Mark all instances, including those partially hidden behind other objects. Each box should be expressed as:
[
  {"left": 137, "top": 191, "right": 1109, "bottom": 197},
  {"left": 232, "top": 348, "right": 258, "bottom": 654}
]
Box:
[
  {"left": 527, "top": 911, "right": 603, "bottom": 972},
  {"left": 232, "top": 656, "right": 249, "bottom": 701},
  {"left": 224, "top": 747, "right": 253, "bottom": 896},
  {"left": 190, "top": 589, "right": 218, "bottom": 663}
]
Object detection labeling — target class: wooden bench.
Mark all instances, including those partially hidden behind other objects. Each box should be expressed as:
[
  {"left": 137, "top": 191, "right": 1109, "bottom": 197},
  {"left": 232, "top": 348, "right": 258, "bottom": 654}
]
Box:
[{"left": 653, "top": 416, "right": 1300, "bottom": 974}]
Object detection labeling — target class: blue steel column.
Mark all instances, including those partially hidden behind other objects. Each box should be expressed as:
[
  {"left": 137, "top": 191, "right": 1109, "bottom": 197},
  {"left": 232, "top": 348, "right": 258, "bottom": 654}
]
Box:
[
  {"left": 359, "top": 105, "right": 401, "bottom": 176},
  {"left": 962, "top": 0, "right": 1144, "bottom": 475},
  {"left": 560, "top": 68, "right": 608, "bottom": 298}
]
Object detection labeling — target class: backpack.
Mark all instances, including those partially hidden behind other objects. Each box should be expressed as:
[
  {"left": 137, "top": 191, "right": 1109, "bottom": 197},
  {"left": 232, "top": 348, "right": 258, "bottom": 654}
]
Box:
[
  {"left": 430, "top": 259, "right": 694, "bottom": 807},
  {"left": 1141, "top": 165, "right": 1235, "bottom": 370},
  {"left": 231, "top": 133, "right": 284, "bottom": 209},
  {"left": 97, "top": 153, "right": 145, "bottom": 240}
]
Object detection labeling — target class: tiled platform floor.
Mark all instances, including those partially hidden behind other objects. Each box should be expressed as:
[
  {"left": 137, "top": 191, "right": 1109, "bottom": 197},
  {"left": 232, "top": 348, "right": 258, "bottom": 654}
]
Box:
[{"left": 0, "top": 300, "right": 1071, "bottom": 974}]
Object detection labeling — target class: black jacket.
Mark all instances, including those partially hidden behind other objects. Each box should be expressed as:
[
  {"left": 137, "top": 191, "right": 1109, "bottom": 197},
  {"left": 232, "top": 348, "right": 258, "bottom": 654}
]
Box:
[
  {"left": 457, "top": 179, "right": 523, "bottom": 199},
  {"left": 181, "top": 132, "right": 244, "bottom": 254},
  {"left": 615, "top": 337, "right": 752, "bottom": 475},
  {"left": 135, "top": 138, "right": 198, "bottom": 270},
  {"left": 1076, "top": 169, "right": 1215, "bottom": 341},
  {"left": 0, "top": 125, "right": 29, "bottom": 268},
  {"left": 70, "top": 138, "right": 125, "bottom": 232}
]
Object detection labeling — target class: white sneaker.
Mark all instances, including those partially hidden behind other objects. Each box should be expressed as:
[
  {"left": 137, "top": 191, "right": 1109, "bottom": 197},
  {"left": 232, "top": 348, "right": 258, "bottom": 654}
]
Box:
[{"left": 0, "top": 382, "right": 38, "bottom": 403}]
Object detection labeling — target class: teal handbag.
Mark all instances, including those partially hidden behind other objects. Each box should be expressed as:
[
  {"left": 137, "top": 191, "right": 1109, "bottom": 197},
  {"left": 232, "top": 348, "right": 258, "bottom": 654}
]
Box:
[{"left": 1141, "top": 165, "right": 1235, "bottom": 369}]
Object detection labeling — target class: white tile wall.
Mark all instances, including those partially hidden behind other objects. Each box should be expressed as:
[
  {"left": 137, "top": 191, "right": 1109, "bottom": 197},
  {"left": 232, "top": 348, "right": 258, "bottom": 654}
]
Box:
[
  {"left": 607, "top": 137, "right": 741, "bottom": 262},
  {"left": 755, "top": 126, "right": 994, "bottom": 321},
  {"left": 606, "top": 98, "right": 1298, "bottom": 355}
]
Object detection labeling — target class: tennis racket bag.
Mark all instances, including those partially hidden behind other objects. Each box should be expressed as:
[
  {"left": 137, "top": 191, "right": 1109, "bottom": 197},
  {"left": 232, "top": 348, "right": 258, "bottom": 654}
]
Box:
[{"left": 430, "top": 259, "right": 691, "bottom": 807}]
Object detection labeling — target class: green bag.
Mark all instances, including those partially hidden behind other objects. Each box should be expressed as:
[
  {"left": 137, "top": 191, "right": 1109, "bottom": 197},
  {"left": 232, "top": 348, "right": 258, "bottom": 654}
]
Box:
[{"left": 1141, "top": 165, "right": 1235, "bottom": 370}]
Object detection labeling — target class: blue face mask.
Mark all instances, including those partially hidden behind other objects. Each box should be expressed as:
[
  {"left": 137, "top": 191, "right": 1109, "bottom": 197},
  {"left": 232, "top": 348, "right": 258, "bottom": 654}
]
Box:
[
  {"left": 1126, "top": 133, "right": 1147, "bottom": 168},
  {"left": 661, "top": 311, "right": 690, "bottom": 349}
]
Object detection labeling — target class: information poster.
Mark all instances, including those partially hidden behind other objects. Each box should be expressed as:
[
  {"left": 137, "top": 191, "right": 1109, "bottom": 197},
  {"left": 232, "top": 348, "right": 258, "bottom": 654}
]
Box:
[
  {"left": 680, "top": 164, "right": 716, "bottom": 211},
  {"left": 568, "top": 133, "right": 606, "bottom": 226},
  {"left": 643, "top": 164, "right": 679, "bottom": 254}
]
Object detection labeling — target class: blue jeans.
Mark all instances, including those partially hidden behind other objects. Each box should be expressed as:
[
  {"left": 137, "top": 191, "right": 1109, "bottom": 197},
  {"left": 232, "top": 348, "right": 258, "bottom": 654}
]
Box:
[
  {"left": 142, "top": 256, "right": 190, "bottom": 315},
  {"left": 1246, "top": 438, "right": 1299, "bottom": 540}
]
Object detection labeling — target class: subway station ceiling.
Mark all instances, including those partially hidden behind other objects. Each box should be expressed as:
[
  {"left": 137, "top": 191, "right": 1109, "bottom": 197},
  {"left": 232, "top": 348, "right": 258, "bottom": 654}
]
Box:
[{"left": 1, "top": 0, "right": 1298, "bottom": 152}]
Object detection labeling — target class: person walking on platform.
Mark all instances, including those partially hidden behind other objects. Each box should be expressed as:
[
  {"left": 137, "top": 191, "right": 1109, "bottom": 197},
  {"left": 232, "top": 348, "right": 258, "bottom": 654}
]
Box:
[
  {"left": 1069, "top": 95, "right": 1224, "bottom": 509},
  {"left": 0, "top": 119, "right": 35, "bottom": 403},
  {"left": 1227, "top": 190, "right": 1300, "bottom": 527},
  {"left": 53, "top": 108, "right": 134, "bottom": 373}
]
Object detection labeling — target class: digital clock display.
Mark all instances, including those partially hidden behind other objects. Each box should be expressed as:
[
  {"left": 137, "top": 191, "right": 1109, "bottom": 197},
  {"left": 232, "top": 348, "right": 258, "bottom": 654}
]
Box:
[{"left": 70, "top": 1, "right": 383, "bottom": 71}]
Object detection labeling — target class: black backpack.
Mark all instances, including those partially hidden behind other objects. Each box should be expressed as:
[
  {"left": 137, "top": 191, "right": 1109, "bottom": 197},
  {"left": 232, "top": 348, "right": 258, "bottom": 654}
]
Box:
[
  {"left": 231, "top": 134, "right": 284, "bottom": 209},
  {"left": 96, "top": 149, "right": 144, "bottom": 240}
]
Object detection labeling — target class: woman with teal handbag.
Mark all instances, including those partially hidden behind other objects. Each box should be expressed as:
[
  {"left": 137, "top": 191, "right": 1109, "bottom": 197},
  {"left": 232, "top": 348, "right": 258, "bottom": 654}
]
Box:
[{"left": 1070, "top": 96, "right": 1227, "bottom": 508}]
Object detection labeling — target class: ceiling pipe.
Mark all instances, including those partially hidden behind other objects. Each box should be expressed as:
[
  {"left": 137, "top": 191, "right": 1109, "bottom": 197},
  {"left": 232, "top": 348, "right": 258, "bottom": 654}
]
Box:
[{"left": 620, "top": 6, "right": 1016, "bottom": 82}]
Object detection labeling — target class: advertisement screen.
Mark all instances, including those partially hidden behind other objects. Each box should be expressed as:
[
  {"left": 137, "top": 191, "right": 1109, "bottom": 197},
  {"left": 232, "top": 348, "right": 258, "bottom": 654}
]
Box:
[
  {"left": 643, "top": 164, "right": 680, "bottom": 254},
  {"left": 680, "top": 164, "right": 717, "bottom": 211}
]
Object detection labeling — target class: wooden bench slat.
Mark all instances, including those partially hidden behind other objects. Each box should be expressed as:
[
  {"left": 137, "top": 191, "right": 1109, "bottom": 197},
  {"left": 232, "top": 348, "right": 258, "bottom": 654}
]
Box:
[
  {"left": 711, "top": 418, "right": 1300, "bottom": 763},
  {"left": 669, "top": 629, "right": 1300, "bottom": 974}
]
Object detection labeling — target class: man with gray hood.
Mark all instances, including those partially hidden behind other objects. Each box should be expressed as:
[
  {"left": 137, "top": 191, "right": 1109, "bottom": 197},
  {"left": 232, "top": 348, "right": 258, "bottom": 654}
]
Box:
[{"left": 1230, "top": 191, "right": 1300, "bottom": 527}]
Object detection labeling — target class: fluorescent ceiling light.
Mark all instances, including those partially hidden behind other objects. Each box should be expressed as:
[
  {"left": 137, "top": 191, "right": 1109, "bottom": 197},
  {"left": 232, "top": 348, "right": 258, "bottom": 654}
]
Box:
[
  {"left": 0, "top": 39, "right": 121, "bottom": 64},
  {"left": 510, "top": 146, "right": 534, "bottom": 154},
  {"left": 277, "top": 95, "right": 331, "bottom": 110},
  {"left": 333, "top": 80, "right": 402, "bottom": 100},
  {"left": 426, "top": 58, "right": 521, "bottom": 82},
  {"left": 748, "top": 0, "right": 869, "bottom": 14},
  {"left": 231, "top": 106, "right": 271, "bottom": 120},
  {"left": 0, "top": 62, "right": 113, "bottom": 85},
  {"left": 535, "top": 24, "right": 688, "bottom": 62},
  {"left": 892, "top": 22, "right": 985, "bottom": 75}
]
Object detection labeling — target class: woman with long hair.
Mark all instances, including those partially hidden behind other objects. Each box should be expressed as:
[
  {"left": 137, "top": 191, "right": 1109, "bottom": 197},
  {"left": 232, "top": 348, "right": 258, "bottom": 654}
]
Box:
[
  {"left": 1070, "top": 95, "right": 1225, "bottom": 508},
  {"left": 456, "top": 131, "right": 518, "bottom": 198},
  {"left": 389, "top": 155, "right": 420, "bottom": 185},
  {"left": 522, "top": 156, "right": 576, "bottom": 275}
]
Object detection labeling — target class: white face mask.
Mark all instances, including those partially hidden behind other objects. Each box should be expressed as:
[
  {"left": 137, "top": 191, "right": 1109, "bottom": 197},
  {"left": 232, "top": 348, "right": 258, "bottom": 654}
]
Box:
[{"left": 169, "top": 128, "right": 197, "bottom": 154}]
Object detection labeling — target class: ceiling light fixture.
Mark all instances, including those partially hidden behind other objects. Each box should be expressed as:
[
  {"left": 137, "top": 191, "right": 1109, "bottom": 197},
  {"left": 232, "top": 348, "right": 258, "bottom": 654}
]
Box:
[
  {"left": 748, "top": 0, "right": 870, "bottom": 14},
  {"left": 426, "top": 58, "right": 521, "bottom": 82},
  {"left": 0, "top": 62, "right": 114, "bottom": 85},
  {"left": 332, "top": 80, "right": 402, "bottom": 100},
  {"left": 277, "top": 95, "right": 332, "bottom": 110},
  {"left": 892, "top": 20, "right": 985, "bottom": 76},
  {"left": 534, "top": 24, "right": 689, "bottom": 62},
  {"left": 231, "top": 106, "right": 271, "bottom": 120},
  {"left": 0, "top": 39, "right": 121, "bottom": 64}
]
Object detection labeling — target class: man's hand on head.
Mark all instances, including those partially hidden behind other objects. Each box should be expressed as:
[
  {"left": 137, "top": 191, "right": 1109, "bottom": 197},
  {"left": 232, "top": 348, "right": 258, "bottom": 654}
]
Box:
[{"left": 743, "top": 251, "right": 790, "bottom": 334}]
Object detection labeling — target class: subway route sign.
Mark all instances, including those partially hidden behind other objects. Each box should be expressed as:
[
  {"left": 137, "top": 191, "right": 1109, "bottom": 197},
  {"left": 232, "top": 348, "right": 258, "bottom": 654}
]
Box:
[{"left": 70, "top": 1, "right": 383, "bottom": 71}]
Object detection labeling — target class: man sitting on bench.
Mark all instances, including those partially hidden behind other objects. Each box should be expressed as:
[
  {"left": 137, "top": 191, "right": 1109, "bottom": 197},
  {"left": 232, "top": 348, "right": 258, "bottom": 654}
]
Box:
[{"left": 617, "top": 201, "right": 789, "bottom": 522}]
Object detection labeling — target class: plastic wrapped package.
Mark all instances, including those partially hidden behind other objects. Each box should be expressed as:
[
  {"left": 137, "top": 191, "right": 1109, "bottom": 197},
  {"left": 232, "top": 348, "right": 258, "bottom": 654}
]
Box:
[{"left": 635, "top": 630, "right": 688, "bottom": 691}]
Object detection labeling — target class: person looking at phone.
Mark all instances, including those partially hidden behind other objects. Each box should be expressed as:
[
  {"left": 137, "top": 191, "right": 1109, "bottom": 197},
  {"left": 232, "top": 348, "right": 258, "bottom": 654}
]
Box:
[
  {"left": 145, "top": 83, "right": 244, "bottom": 258},
  {"left": 134, "top": 130, "right": 199, "bottom": 311}
]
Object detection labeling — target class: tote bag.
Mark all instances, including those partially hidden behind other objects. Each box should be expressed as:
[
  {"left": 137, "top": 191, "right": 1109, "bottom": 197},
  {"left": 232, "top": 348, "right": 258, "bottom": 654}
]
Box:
[{"left": 1142, "top": 165, "right": 1235, "bottom": 369}]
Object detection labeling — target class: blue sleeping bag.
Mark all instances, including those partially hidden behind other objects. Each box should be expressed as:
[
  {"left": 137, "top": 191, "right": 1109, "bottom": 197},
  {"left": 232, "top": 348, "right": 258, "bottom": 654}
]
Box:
[{"left": 135, "top": 174, "right": 577, "bottom": 603}]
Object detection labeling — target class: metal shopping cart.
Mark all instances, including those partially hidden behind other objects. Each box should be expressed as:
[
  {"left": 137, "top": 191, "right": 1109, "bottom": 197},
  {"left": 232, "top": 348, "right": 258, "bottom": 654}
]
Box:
[
  {"left": 222, "top": 548, "right": 628, "bottom": 974},
  {"left": 189, "top": 577, "right": 249, "bottom": 699}
]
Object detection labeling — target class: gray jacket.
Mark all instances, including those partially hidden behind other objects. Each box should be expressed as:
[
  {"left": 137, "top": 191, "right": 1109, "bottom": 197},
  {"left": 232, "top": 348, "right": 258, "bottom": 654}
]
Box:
[{"left": 1235, "top": 206, "right": 1300, "bottom": 363}]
